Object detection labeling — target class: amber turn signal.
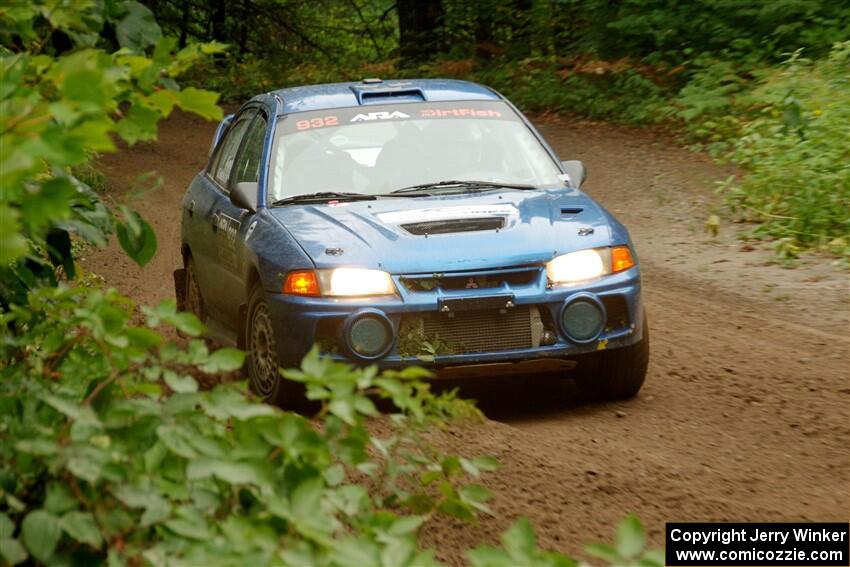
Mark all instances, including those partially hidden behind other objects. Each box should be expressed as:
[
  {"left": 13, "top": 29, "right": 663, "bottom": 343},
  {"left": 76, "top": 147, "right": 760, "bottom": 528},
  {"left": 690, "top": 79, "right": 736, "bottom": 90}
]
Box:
[
  {"left": 284, "top": 270, "right": 320, "bottom": 296},
  {"left": 611, "top": 246, "right": 635, "bottom": 273}
]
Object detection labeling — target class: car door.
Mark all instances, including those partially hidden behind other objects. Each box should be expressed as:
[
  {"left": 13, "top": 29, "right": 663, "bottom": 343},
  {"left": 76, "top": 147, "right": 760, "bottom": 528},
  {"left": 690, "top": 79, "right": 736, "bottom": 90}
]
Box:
[
  {"left": 210, "top": 111, "right": 268, "bottom": 326},
  {"left": 187, "top": 108, "right": 257, "bottom": 327}
]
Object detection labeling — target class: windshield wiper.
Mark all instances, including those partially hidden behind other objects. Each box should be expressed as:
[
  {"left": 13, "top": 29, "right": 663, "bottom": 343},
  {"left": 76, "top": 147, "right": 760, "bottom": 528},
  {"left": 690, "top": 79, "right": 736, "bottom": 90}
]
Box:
[
  {"left": 390, "top": 180, "right": 537, "bottom": 194},
  {"left": 271, "top": 192, "right": 376, "bottom": 206}
]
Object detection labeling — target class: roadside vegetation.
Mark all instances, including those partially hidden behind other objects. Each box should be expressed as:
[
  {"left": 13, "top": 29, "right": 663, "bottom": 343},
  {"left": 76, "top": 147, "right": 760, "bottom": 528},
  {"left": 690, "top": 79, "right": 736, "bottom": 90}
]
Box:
[
  {"left": 165, "top": 0, "right": 849, "bottom": 262},
  {"left": 0, "top": 2, "right": 666, "bottom": 565},
  {"left": 0, "top": 1, "right": 846, "bottom": 564}
]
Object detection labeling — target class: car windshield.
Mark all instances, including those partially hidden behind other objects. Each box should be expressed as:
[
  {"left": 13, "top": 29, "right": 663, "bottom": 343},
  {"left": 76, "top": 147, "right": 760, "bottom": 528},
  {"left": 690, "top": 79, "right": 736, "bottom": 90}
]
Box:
[{"left": 268, "top": 100, "right": 565, "bottom": 202}]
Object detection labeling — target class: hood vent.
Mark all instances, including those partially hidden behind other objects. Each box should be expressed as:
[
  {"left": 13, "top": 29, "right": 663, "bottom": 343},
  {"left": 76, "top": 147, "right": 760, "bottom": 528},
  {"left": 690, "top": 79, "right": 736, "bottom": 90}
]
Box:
[
  {"left": 560, "top": 207, "right": 583, "bottom": 218},
  {"left": 401, "top": 217, "right": 505, "bottom": 236}
]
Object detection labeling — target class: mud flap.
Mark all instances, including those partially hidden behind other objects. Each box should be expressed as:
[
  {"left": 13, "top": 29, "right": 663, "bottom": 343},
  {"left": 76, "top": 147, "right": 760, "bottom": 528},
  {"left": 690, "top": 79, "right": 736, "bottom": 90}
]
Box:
[
  {"left": 173, "top": 268, "right": 186, "bottom": 311},
  {"left": 237, "top": 303, "right": 248, "bottom": 349}
]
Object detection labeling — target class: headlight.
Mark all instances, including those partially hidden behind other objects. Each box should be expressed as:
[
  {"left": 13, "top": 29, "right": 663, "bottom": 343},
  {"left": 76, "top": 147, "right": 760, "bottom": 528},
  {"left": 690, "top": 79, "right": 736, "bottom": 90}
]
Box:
[
  {"left": 546, "top": 246, "right": 635, "bottom": 285},
  {"left": 284, "top": 268, "right": 396, "bottom": 296}
]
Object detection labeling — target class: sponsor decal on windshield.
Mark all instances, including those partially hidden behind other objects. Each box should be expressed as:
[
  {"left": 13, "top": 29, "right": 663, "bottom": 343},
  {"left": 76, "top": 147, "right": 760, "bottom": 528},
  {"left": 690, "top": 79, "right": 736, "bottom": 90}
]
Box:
[
  {"left": 420, "top": 108, "right": 502, "bottom": 117},
  {"left": 282, "top": 101, "right": 514, "bottom": 133},
  {"left": 350, "top": 110, "right": 411, "bottom": 122}
]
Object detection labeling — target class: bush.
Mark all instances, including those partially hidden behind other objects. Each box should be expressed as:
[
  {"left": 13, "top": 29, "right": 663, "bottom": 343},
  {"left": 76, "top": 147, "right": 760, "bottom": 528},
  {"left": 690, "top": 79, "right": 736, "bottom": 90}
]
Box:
[
  {"left": 0, "top": 285, "right": 664, "bottom": 565},
  {"left": 0, "top": 287, "right": 487, "bottom": 564},
  {"left": 674, "top": 43, "right": 850, "bottom": 259}
]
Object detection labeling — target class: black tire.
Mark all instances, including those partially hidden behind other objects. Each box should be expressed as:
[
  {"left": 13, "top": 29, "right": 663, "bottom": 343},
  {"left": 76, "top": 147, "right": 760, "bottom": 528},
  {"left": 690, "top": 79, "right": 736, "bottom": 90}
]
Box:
[
  {"left": 245, "top": 284, "right": 297, "bottom": 407},
  {"left": 184, "top": 257, "right": 206, "bottom": 323},
  {"left": 575, "top": 315, "right": 650, "bottom": 400}
]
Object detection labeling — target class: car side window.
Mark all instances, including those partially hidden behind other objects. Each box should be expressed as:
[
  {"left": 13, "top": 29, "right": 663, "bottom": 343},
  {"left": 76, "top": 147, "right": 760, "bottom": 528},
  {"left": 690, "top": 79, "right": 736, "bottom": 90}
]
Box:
[
  {"left": 231, "top": 113, "right": 267, "bottom": 186},
  {"left": 209, "top": 111, "right": 255, "bottom": 190}
]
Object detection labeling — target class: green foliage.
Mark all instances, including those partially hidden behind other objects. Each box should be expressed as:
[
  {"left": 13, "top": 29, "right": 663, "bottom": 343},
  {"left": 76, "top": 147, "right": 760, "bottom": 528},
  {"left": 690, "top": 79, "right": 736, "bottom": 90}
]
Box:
[
  {"left": 675, "top": 43, "right": 850, "bottom": 259},
  {"left": 563, "top": 0, "right": 849, "bottom": 64},
  {"left": 0, "top": 0, "right": 224, "bottom": 294},
  {"left": 0, "top": 285, "right": 586, "bottom": 565},
  {"left": 584, "top": 515, "right": 664, "bottom": 567}
]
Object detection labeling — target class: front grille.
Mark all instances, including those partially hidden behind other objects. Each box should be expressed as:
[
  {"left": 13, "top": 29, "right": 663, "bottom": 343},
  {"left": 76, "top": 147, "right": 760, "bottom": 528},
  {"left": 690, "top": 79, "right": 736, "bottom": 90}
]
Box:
[
  {"left": 401, "top": 217, "right": 504, "bottom": 235},
  {"left": 403, "top": 306, "right": 539, "bottom": 355},
  {"left": 401, "top": 268, "right": 540, "bottom": 292}
]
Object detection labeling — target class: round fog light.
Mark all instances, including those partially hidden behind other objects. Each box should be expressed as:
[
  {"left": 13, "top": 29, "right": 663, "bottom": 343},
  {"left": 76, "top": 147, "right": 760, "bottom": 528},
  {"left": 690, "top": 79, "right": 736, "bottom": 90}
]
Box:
[
  {"left": 346, "top": 314, "right": 393, "bottom": 358},
  {"left": 561, "top": 299, "right": 605, "bottom": 342}
]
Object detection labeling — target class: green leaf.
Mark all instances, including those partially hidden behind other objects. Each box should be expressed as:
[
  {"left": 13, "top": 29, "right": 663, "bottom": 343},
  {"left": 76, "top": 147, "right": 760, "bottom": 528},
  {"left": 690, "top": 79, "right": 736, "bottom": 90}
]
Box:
[
  {"left": 115, "top": 104, "right": 160, "bottom": 145},
  {"left": 323, "top": 464, "right": 345, "bottom": 487},
  {"left": 199, "top": 348, "right": 246, "bottom": 373},
  {"left": 20, "top": 178, "right": 76, "bottom": 232},
  {"left": 0, "top": 515, "right": 13, "bottom": 539},
  {"left": 459, "top": 484, "right": 493, "bottom": 514},
  {"left": 125, "top": 326, "right": 164, "bottom": 349},
  {"left": 115, "top": 206, "right": 157, "bottom": 267},
  {"left": 164, "top": 516, "right": 211, "bottom": 541},
  {"left": 329, "top": 399, "right": 356, "bottom": 425},
  {"left": 0, "top": 204, "right": 28, "bottom": 263},
  {"left": 468, "top": 545, "right": 515, "bottom": 567},
  {"left": 43, "top": 394, "right": 101, "bottom": 426},
  {"left": 0, "top": 539, "right": 28, "bottom": 566},
  {"left": 115, "top": 1, "right": 162, "bottom": 51},
  {"left": 21, "top": 510, "right": 61, "bottom": 563},
  {"left": 112, "top": 486, "right": 170, "bottom": 527},
  {"left": 163, "top": 371, "right": 198, "bottom": 393},
  {"left": 44, "top": 483, "right": 78, "bottom": 515},
  {"left": 615, "top": 514, "right": 645, "bottom": 558},
  {"left": 177, "top": 87, "right": 223, "bottom": 120},
  {"left": 60, "top": 511, "right": 103, "bottom": 549},
  {"left": 173, "top": 312, "right": 205, "bottom": 336},
  {"left": 330, "top": 537, "right": 381, "bottom": 567},
  {"left": 156, "top": 425, "right": 198, "bottom": 458},
  {"left": 640, "top": 548, "right": 666, "bottom": 567},
  {"left": 585, "top": 542, "right": 620, "bottom": 562},
  {"left": 389, "top": 516, "right": 424, "bottom": 536},
  {"left": 290, "top": 477, "right": 324, "bottom": 522},
  {"left": 470, "top": 455, "right": 501, "bottom": 472},
  {"left": 187, "top": 458, "right": 271, "bottom": 486},
  {"left": 502, "top": 518, "right": 536, "bottom": 561}
]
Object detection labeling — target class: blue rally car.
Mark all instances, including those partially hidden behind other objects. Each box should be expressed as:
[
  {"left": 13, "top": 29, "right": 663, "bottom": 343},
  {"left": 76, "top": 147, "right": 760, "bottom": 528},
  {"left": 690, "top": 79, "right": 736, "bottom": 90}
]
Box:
[{"left": 175, "top": 78, "right": 649, "bottom": 405}]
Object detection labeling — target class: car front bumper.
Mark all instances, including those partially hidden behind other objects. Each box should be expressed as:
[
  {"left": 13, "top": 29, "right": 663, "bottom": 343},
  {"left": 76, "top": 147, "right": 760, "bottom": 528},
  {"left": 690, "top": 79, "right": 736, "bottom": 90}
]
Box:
[{"left": 265, "top": 264, "right": 645, "bottom": 371}]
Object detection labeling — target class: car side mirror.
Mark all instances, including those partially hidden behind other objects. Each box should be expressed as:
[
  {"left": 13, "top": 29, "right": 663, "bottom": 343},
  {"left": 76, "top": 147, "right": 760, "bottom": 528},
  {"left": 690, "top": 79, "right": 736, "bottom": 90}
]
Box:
[
  {"left": 561, "top": 160, "right": 587, "bottom": 189},
  {"left": 230, "top": 181, "right": 258, "bottom": 213}
]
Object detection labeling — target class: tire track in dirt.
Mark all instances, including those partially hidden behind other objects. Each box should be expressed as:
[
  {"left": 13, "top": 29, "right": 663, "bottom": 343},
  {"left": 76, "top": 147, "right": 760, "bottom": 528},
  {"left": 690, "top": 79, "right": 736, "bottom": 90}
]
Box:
[{"left": 86, "top": 111, "right": 849, "bottom": 563}]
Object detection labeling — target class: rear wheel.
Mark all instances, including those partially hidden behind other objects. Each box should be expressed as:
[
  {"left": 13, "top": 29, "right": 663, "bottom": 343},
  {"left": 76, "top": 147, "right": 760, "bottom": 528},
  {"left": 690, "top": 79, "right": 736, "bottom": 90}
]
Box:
[
  {"left": 245, "top": 284, "right": 295, "bottom": 406},
  {"left": 575, "top": 315, "right": 650, "bottom": 400}
]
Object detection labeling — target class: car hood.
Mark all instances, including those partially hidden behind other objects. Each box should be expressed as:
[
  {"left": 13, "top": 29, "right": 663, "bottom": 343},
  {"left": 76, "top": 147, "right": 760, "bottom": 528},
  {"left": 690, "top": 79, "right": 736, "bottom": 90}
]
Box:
[{"left": 269, "top": 189, "right": 622, "bottom": 273}]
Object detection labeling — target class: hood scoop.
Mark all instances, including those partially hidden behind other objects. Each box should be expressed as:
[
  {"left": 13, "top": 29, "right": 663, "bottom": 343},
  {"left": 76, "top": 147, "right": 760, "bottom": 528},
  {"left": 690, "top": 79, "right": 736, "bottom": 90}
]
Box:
[
  {"left": 560, "top": 207, "right": 584, "bottom": 219},
  {"left": 376, "top": 204, "right": 518, "bottom": 236},
  {"left": 401, "top": 216, "right": 505, "bottom": 236}
]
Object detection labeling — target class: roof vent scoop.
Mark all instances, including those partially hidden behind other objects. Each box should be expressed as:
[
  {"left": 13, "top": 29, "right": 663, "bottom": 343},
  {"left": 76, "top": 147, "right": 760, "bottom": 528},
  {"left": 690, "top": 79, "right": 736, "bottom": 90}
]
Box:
[{"left": 350, "top": 81, "right": 426, "bottom": 104}]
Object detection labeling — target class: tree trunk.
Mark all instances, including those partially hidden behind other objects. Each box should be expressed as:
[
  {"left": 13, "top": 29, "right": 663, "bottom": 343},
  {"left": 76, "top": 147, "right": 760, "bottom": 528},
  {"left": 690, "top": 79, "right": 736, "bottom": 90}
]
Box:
[
  {"left": 397, "top": 0, "right": 444, "bottom": 65},
  {"left": 475, "top": 1, "right": 495, "bottom": 60},
  {"left": 178, "top": 0, "right": 190, "bottom": 48},
  {"left": 210, "top": 0, "right": 226, "bottom": 42},
  {"left": 508, "top": 0, "right": 533, "bottom": 58}
]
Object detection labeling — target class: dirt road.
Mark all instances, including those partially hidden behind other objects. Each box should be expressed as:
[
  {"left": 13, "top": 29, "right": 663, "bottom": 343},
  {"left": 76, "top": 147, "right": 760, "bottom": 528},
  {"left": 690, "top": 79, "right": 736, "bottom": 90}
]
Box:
[{"left": 85, "top": 111, "right": 849, "bottom": 562}]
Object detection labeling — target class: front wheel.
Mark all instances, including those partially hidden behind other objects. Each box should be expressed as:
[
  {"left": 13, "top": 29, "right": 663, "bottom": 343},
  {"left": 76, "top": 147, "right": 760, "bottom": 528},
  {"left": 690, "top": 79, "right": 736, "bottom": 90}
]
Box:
[
  {"left": 575, "top": 316, "right": 650, "bottom": 400},
  {"left": 245, "top": 284, "right": 296, "bottom": 406}
]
